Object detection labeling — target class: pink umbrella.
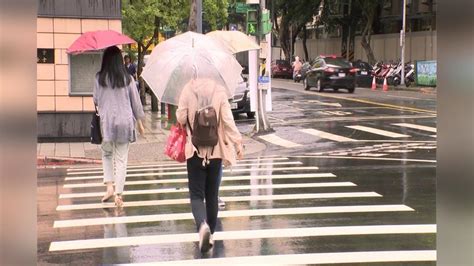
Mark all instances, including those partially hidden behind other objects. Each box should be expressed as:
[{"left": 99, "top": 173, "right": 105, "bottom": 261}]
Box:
[{"left": 67, "top": 30, "right": 135, "bottom": 54}]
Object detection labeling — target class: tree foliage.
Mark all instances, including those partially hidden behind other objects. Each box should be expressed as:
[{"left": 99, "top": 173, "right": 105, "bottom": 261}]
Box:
[{"left": 272, "top": 0, "right": 322, "bottom": 61}]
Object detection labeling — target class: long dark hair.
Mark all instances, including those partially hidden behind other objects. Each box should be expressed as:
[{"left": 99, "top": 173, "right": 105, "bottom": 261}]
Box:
[{"left": 97, "top": 46, "right": 131, "bottom": 88}]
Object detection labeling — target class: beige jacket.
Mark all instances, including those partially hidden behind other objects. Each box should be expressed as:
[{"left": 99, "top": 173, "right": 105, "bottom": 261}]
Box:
[{"left": 176, "top": 79, "right": 242, "bottom": 166}]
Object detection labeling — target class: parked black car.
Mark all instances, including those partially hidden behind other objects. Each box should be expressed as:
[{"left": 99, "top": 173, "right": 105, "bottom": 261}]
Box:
[
  {"left": 230, "top": 77, "right": 255, "bottom": 119},
  {"left": 352, "top": 60, "right": 373, "bottom": 87},
  {"left": 303, "top": 55, "right": 357, "bottom": 93}
]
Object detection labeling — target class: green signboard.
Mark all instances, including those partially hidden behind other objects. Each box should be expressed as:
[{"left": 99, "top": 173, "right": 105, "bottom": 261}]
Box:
[
  {"left": 236, "top": 3, "right": 249, "bottom": 13},
  {"left": 416, "top": 60, "right": 437, "bottom": 87}
]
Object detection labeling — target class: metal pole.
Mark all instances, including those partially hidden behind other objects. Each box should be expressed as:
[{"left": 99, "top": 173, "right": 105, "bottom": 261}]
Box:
[
  {"left": 401, "top": 0, "right": 406, "bottom": 85},
  {"left": 196, "top": 0, "right": 202, "bottom": 33}
]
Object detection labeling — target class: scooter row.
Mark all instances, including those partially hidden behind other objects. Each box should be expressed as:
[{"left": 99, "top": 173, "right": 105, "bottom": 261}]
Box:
[{"left": 372, "top": 61, "right": 415, "bottom": 87}]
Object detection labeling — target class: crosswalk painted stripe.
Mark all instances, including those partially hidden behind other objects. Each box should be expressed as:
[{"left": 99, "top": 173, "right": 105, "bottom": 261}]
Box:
[
  {"left": 299, "top": 128, "right": 356, "bottom": 142},
  {"left": 385, "top": 150, "right": 415, "bottom": 153},
  {"left": 346, "top": 125, "right": 411, "bottom": 138},
  {"left": 134, "top": 251, "right": 436, "bottom": 265},
  {"left": 66, "top": 161, "right": 303, "bottom": 176},
  {"left": 431, "top": 134, "right": 437, "bottom": 138},
  {"left": 259, "top": 134, "right": 302, "bottom": 148},
  {"left": 63, "top": 173, "right": 337, "bottom": 188},
  {"left": 49, "top": 224, "right": 435, "bottom": 252},
  {"left": 64, "top": 166, "right": 320, "bottom": 181},
  {"left": 59, "top": 182, "right": 356, "bottom": 199},
  {"left": 56, "top": 192, "right": 381, "bottom": 211},
  {"left": 66, "top": 157, "right": 290, "bottom": 172},
  {"left": 392, "top": 123, "right": 437, "bottom": 133},
  {"left": 299, "top": 155, "right": 436, "bottom": 163},
  {"left": 53, "top": 204, "right": 414, "bottom": 228}
]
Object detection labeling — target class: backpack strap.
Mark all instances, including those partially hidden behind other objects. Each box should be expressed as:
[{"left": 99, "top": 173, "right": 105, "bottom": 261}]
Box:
[{"left": 186, "top": 113, "right": 200, "bottom": 154}]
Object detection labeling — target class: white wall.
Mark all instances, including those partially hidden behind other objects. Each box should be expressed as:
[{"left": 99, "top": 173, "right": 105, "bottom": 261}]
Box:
[{"left": 291, "top": 31, "right": 436, "bottom": 62}]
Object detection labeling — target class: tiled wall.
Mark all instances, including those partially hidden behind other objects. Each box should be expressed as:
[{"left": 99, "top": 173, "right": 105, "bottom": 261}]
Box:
[{"left": 37, "top": 17, "right": 122, "bottom": 112}]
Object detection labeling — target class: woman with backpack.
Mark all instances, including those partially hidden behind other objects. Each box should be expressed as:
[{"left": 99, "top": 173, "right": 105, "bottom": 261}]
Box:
[
  {"left": 93, "top": 46, "right": 145, "bottom": 207},
  {"left": 176, "top": 78, "right": 244, "bottom": 253}
]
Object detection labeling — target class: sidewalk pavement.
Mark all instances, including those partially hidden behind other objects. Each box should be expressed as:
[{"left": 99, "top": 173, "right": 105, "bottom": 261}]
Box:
[{"left": 37, "top": 100, "right": 266, "bottom": 165}]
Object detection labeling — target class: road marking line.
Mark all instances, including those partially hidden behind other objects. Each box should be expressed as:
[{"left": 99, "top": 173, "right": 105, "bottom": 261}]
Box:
[
  {"left": 410, "top": 146, "right": 437, "bottom": 149},
  {"left": 299, "top": 128, "right": 356, "bottom": 142},
  {"left": 56, "top": 192, "right": 381, "bottom": 211},
  {"left": 67, "top": 157, "right": 290, "bottom": 172},
  {"left": 63, "top": 173, "right": 336, "bottom": 188},
  {"left": 355, "top": 153, "right": 388, "bottom": 157},
  {"left": 299, "top": 155, "right": 436, "bottom": 163},
  {"left": 134, "top": 250, "right": 436, "bottom": 265},
  {"left": 258, "top": 134, "right": 302, "bottom": 148},
  {"left": 64, "top": 166, "right": 320, "bottom": 181},
  {"left": 385, "top": 150, "right": 415, "bottom": 153},
  {"left": 49, "top": 224, "right": 435, "bottom": 252},
  {"left": 346, "top": 125, "right": 411, "bottom": 138},
  {"left": 66, "top": 161, "right": 303, "bottom": 176},
  {"left": 392, "top": 123, "right": 437, "bottom": 133},
  {"left": 53, "top": 204, "right": 413, "bottom": 228},
  {"left": 59, "top": 182, "right": 355, "bottom": 199},
  {"left": 273, "top": 115, "right": 436, "bottom": 126}
]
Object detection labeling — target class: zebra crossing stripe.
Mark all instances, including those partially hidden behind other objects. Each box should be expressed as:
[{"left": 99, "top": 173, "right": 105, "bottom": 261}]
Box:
[
  {"left": 63, "top": 173, "right": 337, "bottom": 188},
  {"left": 66, "top": 157, "right": 290, "bottom": 172},
  {"left": 64, "top": 166, "right": 320, "bottom": 181},
  {"left": 132, "top": 251, "right": 436, "bottom": 265},
  {"left": 258, "top": 134, "right": 302, "bottom": 148},
  {"left": 53, "top": 204, "right": 414, "bottom": 228},
  {"left": 346, "top": 125, "right": 411, "bottom": 138},
  {"left": 299, "top": 128, "right": 356, "bottom": 142},
  {"left": 392, "top": 123, "right": 437, "bottom": 133},
  {"left": 59, "top": 182, "right": 356, "bottom": 199},
  {"left": 49, "top": 224, "right": 435, "bottom": 252},
  {"left": 56, "top": 192, "right": 382, "bottom": 211},
  {"left": 66, "top": 161, "right": 303, "bottom": 176}
]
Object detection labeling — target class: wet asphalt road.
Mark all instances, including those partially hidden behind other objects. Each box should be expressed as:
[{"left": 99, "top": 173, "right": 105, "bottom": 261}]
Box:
[{"left": 37, "top": 80, "right": 436, "bottom": 265}]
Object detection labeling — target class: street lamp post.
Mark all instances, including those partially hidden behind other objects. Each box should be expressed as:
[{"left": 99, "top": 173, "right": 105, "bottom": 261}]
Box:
[{"left": 400, "top": 0, "right": 407, "bottom": 85}]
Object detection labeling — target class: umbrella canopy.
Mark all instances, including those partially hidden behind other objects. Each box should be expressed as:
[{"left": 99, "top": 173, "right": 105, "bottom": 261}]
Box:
[
  {"left": 207, "top": 30, "right": 260, "bottom": 54},
  {"left": 67, "top": 30, "right": 135, "bottom": 54},
  {"left": 141, "top": 31, "right": 243, "bottom": 105}
]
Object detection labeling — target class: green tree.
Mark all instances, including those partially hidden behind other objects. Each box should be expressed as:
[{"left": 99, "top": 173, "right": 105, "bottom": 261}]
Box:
[
  {"left": 188, "top": 0, "right": 229, "bottom": 32},
  {"left": 122, "top": 0, "right": 186, "bottom": 103},
  {"left": 320, "top": 0, "right": 380, "bottom": 64},
  {"left": 272, "top": 0, "right": 322, "bottom": 61},
  {"left": 356, "top": 0, "right": 380, "bottom": 64}
]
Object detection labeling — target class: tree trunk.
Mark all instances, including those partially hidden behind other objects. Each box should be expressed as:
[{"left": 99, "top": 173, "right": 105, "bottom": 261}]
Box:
[
  {"left": 137, "top": 43, "right": 147, "bottom": 105},
  {"left": 302, "top": 26, "right": 309, "bottom": 61},
  {"left": 188, "top": 0, "right": 197, "bottom": 32},
  {"left": 360, "top": 20, "right": 376, "bottom": 65},
  {"left": 279, "top": 17, "right": 291, "bottom": 60}
]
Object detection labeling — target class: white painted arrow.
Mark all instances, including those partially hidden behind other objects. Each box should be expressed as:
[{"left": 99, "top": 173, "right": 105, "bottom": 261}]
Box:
[{"left": 308, "top": 100, "right": 342, "bottom": 107}]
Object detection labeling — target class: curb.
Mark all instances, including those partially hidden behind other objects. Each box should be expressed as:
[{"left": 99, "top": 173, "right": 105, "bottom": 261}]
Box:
[{"left": 37, "top": 156, "right": 101, "bottom": 166}]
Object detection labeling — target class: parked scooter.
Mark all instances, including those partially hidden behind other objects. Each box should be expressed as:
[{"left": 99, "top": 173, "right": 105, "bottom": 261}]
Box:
[{"left": 293, "top": 70, "right": 302, "bottom": 83}]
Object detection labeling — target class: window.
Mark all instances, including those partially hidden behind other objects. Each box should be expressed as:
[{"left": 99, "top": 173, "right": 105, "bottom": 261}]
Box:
[{"left": 69, "top": 53, "right": 102, "bottom": 95}]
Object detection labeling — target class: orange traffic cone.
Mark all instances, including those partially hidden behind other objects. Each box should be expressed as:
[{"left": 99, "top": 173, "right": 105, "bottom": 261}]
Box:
[
  {"left": 382, "top": 77, "right": 388, "bottom": 91},
  {"left": 371, "top": 76, "right": 377, "bottom": 90}
]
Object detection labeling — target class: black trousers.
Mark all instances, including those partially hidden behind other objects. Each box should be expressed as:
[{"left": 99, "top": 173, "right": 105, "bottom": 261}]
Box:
[{"left": 186, "top": 154, "right": 222, "bottom": 234}]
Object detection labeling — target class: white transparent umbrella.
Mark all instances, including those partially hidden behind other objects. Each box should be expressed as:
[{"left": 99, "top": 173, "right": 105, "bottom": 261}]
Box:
[
  {"left": 207, "top": 30, "right": 260, "bottom": 54},
  {"left": 141, "top": 31, "right": 243, "bottom": 105}
]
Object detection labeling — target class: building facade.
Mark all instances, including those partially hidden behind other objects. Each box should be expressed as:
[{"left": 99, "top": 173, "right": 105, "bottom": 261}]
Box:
[{"left": 37, "top": 0, "right": 122, "bottom": 141}]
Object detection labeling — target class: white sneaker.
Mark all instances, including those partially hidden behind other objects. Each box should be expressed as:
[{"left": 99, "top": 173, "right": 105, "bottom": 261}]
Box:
[
  {"left": 218, "top": 197, "right": 225, "bottom": 209},
  {"left": 198, "top": 222, "right": 211, "bottom": 253},
  {"left": 209, "top": 234, "right": 214, "bottom": 248}
]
